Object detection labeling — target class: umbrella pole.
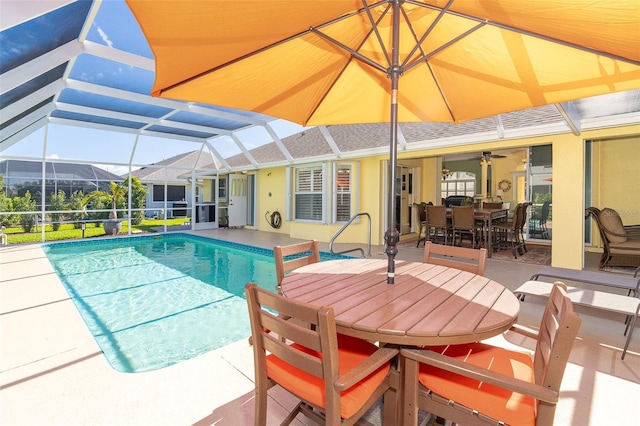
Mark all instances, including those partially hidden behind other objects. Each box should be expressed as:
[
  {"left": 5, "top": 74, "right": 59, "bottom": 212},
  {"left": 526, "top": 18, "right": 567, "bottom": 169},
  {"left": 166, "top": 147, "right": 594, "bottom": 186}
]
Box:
[{"left": 384, "top": 0, "right": 401, "bottom": 284}]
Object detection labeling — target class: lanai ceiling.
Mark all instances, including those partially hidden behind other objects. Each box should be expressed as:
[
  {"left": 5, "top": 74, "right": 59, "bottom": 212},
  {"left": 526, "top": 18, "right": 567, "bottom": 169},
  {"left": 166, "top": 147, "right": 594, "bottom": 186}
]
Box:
[{"left": 1, "top": 0, "right": 639, "bottom": 174}]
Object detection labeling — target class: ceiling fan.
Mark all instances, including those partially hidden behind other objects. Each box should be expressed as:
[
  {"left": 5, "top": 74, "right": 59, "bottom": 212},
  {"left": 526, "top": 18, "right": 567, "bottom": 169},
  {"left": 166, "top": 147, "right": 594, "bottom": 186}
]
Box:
[{"left": 479, "top": 151, "right": 507, "bottom": 162}]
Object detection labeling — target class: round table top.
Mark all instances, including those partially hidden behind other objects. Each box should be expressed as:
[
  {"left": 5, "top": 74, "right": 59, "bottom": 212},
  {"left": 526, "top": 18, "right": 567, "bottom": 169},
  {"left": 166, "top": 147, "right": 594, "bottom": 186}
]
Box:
[{"left": 280, "top": 258, "right": 520, "bottom": 346}]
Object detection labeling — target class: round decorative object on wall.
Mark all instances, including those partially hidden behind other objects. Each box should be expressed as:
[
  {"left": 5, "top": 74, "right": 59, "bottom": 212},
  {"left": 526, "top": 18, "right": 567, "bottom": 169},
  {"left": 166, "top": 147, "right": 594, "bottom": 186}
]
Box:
[{"left": 498, "top": 179, "right": 512, "bottom": 192}]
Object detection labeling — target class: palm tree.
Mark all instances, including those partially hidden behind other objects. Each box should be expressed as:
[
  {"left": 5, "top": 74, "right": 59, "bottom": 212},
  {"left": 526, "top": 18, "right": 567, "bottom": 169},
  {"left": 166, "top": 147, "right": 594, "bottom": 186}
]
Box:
[{"left": 85, "top": 181, "right": 127, "bottom": 220}]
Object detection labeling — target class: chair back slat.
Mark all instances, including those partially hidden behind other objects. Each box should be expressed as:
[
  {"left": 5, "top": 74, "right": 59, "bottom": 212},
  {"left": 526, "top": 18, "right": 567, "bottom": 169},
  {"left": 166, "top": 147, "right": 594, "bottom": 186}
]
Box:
[
  {"left": 534, "top": 282, "right": 581, "bottom": 392},
  {"left": 274, "top": 240, "right": 321, "bottom": 288},
  {"left": 423, "top": 241, "right": 487, "bottom": 276},
  {"left": 246, "top": 283, "right": 336, "bottom": 382}
]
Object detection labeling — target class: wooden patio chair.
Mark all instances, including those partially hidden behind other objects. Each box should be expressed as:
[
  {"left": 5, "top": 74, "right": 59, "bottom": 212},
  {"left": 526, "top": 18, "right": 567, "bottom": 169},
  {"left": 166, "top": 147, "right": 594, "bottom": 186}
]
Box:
[
  {"left": 245, "top": 283, "right": 399, "bottom": 426},
  {"left": 423, "top": 241, "right": 487, "bottom": 276},
  {"left": 586, "top": 207, "right": 640, "bottom": 268},
  {"left": 401, "top": 282, "right": 581, "bottom": 426},
  {"left": 274, "top": 240, "right": 320, "bottom": 293}
]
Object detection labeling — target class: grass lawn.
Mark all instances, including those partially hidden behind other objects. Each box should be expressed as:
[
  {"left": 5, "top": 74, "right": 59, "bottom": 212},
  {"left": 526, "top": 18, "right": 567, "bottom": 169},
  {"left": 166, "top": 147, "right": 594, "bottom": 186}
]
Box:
[{"left": 2, "top": 218, "right": 188, "bottom": 244}]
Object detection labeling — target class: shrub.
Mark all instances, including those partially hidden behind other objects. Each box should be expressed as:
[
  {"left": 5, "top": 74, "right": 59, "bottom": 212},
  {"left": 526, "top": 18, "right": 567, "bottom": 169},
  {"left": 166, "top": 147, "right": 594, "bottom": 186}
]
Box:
[
  {"left": 12, "top": 191, "right": 37, "bottom": 233},
  {"left": 48, "top": 190, "right": 67, "bottom": 231}
]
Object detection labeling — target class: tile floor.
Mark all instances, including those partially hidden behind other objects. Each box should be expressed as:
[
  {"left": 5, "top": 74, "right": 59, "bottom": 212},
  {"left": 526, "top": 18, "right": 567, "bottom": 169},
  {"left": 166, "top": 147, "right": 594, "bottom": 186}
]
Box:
[{"left": 1, "top": 229, "right": 638, "bottom": 425}]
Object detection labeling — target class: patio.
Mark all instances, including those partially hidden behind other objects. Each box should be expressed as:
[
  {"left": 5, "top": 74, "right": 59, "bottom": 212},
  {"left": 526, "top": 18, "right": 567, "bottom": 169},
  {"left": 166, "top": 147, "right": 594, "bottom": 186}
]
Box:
[{"left": 1, "top": 229, "right": 638, "bottom": 425}]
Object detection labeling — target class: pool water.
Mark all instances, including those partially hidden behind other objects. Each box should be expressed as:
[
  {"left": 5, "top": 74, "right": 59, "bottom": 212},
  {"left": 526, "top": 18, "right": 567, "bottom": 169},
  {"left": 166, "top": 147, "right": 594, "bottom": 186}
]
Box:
[{"left": 43, "top": 234, "right": 346, "bottom": 373}]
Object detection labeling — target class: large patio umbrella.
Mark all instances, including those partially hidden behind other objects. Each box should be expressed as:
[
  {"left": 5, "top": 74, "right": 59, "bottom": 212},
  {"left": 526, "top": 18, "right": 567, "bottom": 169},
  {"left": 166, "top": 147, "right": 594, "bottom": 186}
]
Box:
[{"left": 126, "top": 0, "right": 640, "bottom": 283}]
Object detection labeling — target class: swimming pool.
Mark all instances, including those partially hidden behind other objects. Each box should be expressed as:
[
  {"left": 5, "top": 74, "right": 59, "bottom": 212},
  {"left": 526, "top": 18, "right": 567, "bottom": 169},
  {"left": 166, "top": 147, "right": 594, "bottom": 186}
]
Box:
[{"left": 43, "top": 233, "right": 349, "bottom": 373}]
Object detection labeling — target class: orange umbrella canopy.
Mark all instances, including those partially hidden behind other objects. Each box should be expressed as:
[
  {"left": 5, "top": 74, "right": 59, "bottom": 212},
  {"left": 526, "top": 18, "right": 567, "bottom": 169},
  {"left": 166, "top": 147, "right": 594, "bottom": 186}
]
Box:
[{"left": 126, "top": 0, "right": 640, "bottom": 126}]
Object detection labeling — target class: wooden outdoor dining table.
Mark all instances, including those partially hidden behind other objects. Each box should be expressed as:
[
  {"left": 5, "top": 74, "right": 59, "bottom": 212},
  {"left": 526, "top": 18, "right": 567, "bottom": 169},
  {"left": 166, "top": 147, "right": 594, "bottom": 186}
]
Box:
[
  {"left": 280, "top": 257, "right": 519, "bottom": 347},
  {"left": 446, "top": 207, "right": 509, "bottom": 258},
  {"left": 280, "top": 258, "right": 521, "bottom": 424}
]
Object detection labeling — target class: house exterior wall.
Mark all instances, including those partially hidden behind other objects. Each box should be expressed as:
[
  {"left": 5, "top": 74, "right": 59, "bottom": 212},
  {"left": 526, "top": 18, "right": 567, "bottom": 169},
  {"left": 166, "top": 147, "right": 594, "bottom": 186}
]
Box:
[{"left": 250, "top": 124, "right": 639, "bottom": 269}]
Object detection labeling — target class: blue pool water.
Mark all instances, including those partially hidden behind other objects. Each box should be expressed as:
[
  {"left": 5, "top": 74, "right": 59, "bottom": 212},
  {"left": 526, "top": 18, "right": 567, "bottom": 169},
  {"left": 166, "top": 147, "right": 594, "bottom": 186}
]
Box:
[{"left": 43, "top": 233, "right": 348, "bottom": 373}]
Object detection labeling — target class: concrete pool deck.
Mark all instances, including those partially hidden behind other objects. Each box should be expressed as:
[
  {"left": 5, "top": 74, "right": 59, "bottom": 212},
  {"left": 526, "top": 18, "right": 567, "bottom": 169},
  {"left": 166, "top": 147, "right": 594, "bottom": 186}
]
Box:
[{"left": 1, "top": 229, "right": 639, "bottom": 425}]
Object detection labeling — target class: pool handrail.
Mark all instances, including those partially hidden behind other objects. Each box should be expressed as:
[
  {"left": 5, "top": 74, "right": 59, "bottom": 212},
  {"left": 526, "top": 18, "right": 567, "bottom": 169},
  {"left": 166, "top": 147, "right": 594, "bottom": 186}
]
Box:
[{"left": 329, "top": 212, "right": 371, "bottom": 258}]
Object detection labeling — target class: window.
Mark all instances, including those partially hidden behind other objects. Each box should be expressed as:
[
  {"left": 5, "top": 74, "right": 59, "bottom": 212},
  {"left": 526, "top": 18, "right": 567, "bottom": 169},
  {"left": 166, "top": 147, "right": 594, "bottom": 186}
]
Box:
[
  {"left": 335, "top": 165, "right": 352, "bottom": 222},
  {"left": 294, "top": 167, "right": 323, "bottom": 221},
  {"left": 153, "top": 185, "right": 186, "bottom": 202},
  {"left": 441, "top": 171, "right": 476, "bottom": 198}
]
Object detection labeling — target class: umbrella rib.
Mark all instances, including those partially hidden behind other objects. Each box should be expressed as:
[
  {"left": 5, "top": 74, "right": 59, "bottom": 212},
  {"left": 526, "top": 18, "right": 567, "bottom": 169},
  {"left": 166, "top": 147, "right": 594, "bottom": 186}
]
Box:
[
  {"left": 403, "top": 22, "right": 486, "bottom": 74},
  {"left": 311, "top": 28, "right": 388, "bottom": 75},
  {"left": 401, "top": 0, "right": 454, "bottom": 69},
  {"left": 158, "top": 2, "right": 389, "bottom": 95},
  {"left": 360, "top": 0, "right": 392, "bottom": 70},
  {"left": 413, "top": 1, "right": 640, "bottom": 66},
  {"left": 488, "top": 21, "right": 640, "bottom": 66}
]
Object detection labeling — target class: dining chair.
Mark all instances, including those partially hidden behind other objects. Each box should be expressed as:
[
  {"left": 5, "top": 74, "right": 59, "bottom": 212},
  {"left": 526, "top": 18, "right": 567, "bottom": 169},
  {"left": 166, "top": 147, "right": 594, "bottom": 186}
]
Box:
[
  {"left": 493, "top": 203, "right": 526, "bottom": 258},
  {"left": 426, "top": 204, "right": 451, "bottom": 245},
  {"left": 518, "top": 202, "right": 531, "bottom": 253},
  {"left": 423, "top": 241, "right": 487, "bottom": 276},
  {"left": 482, "top": 201, "right": 503, "bottom": 209},
  {"left": 401, "top": 282, "right": 581, "bottom": 426},
  {"left": 274, "top": 240, "right": 320, "bottom": 293},
  {"left": 530, "top": 200, "right": 551, "bottom": 239},
  {"left": 450, "top": 205, "right": 481, "bottom": 249},
  {"left": 413, "top": 202, "right": 428, "bottom": 247},
  {"left": 245, "top": 283, "right": 399, "bottom": 426}
]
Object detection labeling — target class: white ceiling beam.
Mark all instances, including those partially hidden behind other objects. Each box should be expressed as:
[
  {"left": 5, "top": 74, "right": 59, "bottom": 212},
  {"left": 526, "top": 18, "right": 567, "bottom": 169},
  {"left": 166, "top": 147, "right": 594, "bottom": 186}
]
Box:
[
  {"left": 65, "top": 80, "right": 262, "bottom": 129},
  {"left": 555, "top": 101, "right": 582, "bottom": 135},
  {"left": 0, "top": 116, "right": 48, "bottom": 152},
  {"left": 318, "top": 126, "right": 342, "bottom": 157},
  {"left": 397, "top": 125, "right": 408, "bottom": 150},
  {"left": 495, "top": 115, "right": 505, "bottom": 138},
  {"left": 204, "top": 140, "right": 232, "bottom": 171},
  {"left": 82, "top": 40, "right": 155, "bottom": 72},
  {"left": 47, "top": 116, "right": 208, "bottom": 144},
  {"left": 187, "top": 104, "right": 268, "bottom": 127},
  {"left": 230, "top": 134, "right": 258, "bottom": 168},
  {"left": 1, "top": 40, "right": 81, "bottom": 92},
  {"left": 0, "top": 104, "right": 53, "bottom": 143},
  {"left": 264, "top": 122, "right": 294, "bottom": 163},
  {"left": 55, "top": 101, "right": 233, "bottom": 136},
  {"left": 1, "top": 80, "right": 65, "bottom": 122}
]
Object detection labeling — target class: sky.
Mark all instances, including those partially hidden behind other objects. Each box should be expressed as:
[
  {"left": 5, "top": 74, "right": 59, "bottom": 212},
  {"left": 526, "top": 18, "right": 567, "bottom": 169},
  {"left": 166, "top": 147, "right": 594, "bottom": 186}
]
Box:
[{"left": 1, "top": 0, "right": 308, "bottom": 175}]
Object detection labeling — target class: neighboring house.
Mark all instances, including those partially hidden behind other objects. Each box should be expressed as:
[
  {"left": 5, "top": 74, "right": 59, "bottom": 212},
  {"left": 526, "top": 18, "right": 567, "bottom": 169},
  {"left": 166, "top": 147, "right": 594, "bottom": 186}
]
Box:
[
  {"left": 129, "top": 150, "right": 220, "bottom": 222},
  {"left": 0, "top": 159, "right": 122, "bottom": 206}
]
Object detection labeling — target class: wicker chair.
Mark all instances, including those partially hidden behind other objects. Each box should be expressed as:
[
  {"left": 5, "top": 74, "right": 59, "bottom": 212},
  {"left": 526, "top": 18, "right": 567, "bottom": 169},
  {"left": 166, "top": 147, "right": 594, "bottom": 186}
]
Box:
[
  {"left": 586, "top": 207, "right": 640, "bottom": 268},
  {"left": 413, "top": 202, "right": 428, "bottom": 247},
  {"left": 426, "top": 204, "right": 451, "bottom": 245},
  {"left": 493, "top": 202, "right": 527, "bottom": 258}
]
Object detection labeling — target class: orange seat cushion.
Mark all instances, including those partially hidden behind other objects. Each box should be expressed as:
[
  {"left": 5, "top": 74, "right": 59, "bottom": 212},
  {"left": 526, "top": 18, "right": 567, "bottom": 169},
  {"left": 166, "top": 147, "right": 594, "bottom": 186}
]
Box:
[
  {"left": 418, "top": 343, "right": 536, "bottom": 426},
  {"left": 267, "top": 334, "right": 390, "bottom": 419}
]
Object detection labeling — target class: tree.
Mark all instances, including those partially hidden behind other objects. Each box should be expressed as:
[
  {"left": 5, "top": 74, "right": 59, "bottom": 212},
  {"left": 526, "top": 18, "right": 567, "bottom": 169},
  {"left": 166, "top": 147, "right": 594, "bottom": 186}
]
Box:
[
  {"left": 48, "top": 190, "right": 67, "bottom": 231},
  {"left": 0, "top": 174, "right": 17, "bottom": 227},
  {"left": 84, "top": 181, "right": 127, "bottom": 220},
  {"left": 122, "top": 176, "right": 147, "bottom": 225},
  {"left": 12, "top": 191, "right": 37, "bottom": 233},
  {"left": 68, "top": 190, "right": 88, "bottom": 229}
]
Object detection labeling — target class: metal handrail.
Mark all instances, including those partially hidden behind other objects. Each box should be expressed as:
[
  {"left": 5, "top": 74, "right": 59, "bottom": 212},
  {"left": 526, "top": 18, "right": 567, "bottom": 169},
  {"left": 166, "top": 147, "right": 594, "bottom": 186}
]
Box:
[{"left": 329, "top": 212, "right": 372, "bottom": 258}]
